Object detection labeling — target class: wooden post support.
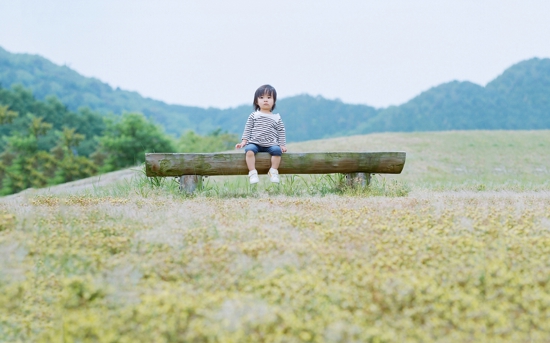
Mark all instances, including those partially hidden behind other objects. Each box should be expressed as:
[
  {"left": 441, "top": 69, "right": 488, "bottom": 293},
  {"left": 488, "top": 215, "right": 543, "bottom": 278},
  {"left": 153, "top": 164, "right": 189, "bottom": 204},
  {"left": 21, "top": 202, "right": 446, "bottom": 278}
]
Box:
[
  {"left": 179, "top": 175, "right": 202, "bottom": 193},
  {"left": 345, "top": 173, "right": 371, "bottom": 188}
]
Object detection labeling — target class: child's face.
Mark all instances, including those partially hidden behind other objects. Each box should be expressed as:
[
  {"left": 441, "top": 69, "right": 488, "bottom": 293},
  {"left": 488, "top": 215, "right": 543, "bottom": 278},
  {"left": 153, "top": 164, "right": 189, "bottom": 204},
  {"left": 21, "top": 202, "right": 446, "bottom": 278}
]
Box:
[{"left": 256, "top": 92, "right": 274, "bottom": 112}]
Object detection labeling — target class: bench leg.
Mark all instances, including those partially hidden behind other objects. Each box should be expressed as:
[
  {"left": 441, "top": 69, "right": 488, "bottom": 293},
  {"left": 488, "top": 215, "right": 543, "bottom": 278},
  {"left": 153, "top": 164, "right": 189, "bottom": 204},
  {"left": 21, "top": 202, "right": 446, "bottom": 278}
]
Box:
[
  {"left": 179, "top": 175, "right": 202, "bottom": 193},
  {"left": 345, "top": 173, "right": 371, "bottom": 188}
]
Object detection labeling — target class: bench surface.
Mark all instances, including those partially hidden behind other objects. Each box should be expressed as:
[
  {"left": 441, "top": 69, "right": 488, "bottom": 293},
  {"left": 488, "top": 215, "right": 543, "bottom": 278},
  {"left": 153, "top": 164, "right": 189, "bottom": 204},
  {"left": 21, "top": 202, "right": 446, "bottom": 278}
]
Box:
[{"left": 145, "top": 152, "right": 406, "bottom": 177}]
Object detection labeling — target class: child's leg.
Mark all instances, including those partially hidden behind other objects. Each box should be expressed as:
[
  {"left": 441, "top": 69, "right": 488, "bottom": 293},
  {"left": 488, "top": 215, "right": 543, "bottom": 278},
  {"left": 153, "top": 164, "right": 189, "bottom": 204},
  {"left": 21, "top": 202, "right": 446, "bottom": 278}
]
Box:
[
  {"left": 244, "top": 144, "right": 260, "bottom": 184},
  {"left": 245, "top": 151, "right": 256, "bottom": 171},
  {"left": 244, "top": 144, "right": 259, "bottom": 171},
  {"left": 271, "top": 155, "right": 281, "bottom": 169},
  {"left": 268, "top": 152, "right": 282, "bottom": 183},
  {"left": 267, "top": 146, "right": 283, "bottom": 167},
  {"left": 267, "top": 145, "right": 283, "bottom": 171},
  {"left": 265, "top": 146, "right": 282, "bottom": 183}
]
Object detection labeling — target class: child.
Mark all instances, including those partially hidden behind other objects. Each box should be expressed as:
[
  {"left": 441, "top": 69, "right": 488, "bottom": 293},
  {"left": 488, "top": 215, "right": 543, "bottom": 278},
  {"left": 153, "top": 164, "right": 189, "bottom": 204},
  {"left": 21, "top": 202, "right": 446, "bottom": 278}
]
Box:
[{"left": 235, "top": 84, "right": 287, "bottom": 184}]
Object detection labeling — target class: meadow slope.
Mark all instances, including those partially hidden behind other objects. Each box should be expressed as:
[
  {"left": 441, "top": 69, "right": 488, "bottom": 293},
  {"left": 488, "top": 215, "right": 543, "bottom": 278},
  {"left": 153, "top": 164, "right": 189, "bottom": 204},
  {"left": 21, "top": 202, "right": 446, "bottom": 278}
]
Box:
[
  {"left": 288, "top": 130, "right": 550, "bottom": 191},
  {"left": 0, "top": 130, "right": 549, "bottom": 342},
  {"left": 4, "top": 129, "right": 549, "bottom": 199}
]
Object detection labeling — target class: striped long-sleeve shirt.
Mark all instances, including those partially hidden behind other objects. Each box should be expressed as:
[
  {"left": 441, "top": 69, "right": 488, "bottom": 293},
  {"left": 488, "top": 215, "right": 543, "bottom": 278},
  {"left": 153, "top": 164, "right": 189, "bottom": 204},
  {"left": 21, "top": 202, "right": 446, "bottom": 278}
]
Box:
[{"left": 241, "top": 111, "right": 286, "bottom": 147}]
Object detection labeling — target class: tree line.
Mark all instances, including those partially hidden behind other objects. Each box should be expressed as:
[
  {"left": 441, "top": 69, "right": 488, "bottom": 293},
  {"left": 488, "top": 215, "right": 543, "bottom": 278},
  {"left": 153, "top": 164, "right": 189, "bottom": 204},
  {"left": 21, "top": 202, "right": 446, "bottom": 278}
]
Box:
[{"left": 0, "top": 86, "right": 237, "bottom": 196}]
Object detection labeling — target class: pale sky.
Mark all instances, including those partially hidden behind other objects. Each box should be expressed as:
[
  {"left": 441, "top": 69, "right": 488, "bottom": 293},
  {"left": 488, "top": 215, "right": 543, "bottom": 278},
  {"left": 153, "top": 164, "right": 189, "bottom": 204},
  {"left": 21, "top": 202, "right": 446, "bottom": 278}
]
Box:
[{"left": 1, "top": 0, "right": 550, "bottom": 109}]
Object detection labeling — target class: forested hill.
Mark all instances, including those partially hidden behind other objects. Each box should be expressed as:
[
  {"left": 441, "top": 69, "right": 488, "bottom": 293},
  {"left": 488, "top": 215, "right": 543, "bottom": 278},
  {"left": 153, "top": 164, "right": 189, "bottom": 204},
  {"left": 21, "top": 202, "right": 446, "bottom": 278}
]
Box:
[
  {"left": 0, "top": 46, "right": 379, "bottom": 142},
  {"left": 1, "top": 45, "right": 550, "bottom": 141},
  {"left": 364, "top": 58, "right": 550, "bottom": 133},
  {"left": 0, "top": 46, "right": 214, "bottom": 136}
]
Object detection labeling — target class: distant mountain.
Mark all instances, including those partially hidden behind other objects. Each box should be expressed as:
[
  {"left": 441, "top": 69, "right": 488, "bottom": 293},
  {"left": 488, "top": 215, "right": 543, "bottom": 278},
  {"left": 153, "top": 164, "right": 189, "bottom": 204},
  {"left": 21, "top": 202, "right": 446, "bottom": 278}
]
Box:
[
  {"left": 485, "top": 58, "right": 550, "bottom": 128},
  {"left": 1, "top": 45, "right": 549, "bottom": 141},
  {"left": 366, "top": 58, "right": 550, "bottom": 133},
  {"left": 0, "top": 46, "right": 379, "bottom": 142},
  {"left": 0, "top": 46, "right": 208, "bottom": 135}
]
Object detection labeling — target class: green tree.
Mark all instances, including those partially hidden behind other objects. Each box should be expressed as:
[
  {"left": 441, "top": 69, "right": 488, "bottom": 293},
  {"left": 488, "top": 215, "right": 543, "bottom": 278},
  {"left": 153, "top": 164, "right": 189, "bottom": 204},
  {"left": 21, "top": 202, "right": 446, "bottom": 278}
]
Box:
[
  {"left": 51, "top": 127, "right": 96, "bottom": 184},
  {"left": 0, "top": 85, "right": 105, "bottom": 156},
  {"left": 95, "top": 112, "right": 175, "bottom": 171},
  {"left": 177, "top": 128, "right": 238, "bottom": 153},
  {"left": 0, "top": 105, "right": 18, "bottom": 124},
  {"left": 53, "top": 154, "right": 97, "bottom": 184},
  {"left": 0, "top": 115, "right": 53, "bottom": 194},
  {"left": 28, "top": 114, "right": 53, "bottom": 139},
  {"left": 59, "top": 127, "right": 85, "bottom": 154},
  {"left": 26, "top": 151, "right": 59, "bottom": 188}
]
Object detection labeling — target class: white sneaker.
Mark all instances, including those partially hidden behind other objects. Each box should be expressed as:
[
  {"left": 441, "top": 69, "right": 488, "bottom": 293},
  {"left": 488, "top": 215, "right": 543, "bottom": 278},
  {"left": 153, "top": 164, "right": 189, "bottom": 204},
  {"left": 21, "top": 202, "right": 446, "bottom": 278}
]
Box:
[
  {"left": 268, "top": 168, "right": 280, "bottom": 183},
  {"left": 249, "top": 170, "right": 259, "bottom": 184}
]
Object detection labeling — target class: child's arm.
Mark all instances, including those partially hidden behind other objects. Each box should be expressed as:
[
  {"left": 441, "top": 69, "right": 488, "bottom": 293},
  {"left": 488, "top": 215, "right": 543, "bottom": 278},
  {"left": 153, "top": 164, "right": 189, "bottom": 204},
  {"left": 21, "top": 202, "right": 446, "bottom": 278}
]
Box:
[
  {"left": 236, "top": 114, "right": 254, "bottom": 149},
  {"left": 235, "top": 139, "right": 248, "bottom": 149}
]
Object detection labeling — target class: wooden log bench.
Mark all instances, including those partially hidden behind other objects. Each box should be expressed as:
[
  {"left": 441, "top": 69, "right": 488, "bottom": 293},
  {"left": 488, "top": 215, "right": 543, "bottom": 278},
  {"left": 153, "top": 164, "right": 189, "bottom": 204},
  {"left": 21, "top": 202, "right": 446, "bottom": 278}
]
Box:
[{"left": 145, "top": 152, "right": 406, "bottom": 193}]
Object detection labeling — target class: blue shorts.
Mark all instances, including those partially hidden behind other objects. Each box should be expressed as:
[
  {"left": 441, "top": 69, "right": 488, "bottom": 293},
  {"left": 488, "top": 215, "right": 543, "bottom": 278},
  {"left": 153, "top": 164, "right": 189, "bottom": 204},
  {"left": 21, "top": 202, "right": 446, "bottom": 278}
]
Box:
[{"left": 244, "top": 143, "right": 282, "bottom": 156}]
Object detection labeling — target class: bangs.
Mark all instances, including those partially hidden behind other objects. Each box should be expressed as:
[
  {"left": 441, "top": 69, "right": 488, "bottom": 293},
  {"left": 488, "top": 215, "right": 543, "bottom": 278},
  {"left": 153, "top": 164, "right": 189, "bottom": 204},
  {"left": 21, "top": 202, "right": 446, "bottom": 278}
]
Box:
[{"left": 254, "top": 85, "right": 277, "bottom": 100}]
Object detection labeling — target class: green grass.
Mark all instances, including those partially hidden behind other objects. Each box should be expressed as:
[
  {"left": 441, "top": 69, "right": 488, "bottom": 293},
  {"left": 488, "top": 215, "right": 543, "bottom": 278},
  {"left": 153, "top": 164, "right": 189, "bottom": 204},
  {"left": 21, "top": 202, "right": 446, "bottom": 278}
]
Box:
[
  {"left": 83, "top": 168, "right": 411, "bottom": 199},
  {"left": 289, "top": 130, "right": 550, "bottom": 191},
  {"left": 1, "top": 130, "right": 549, "bottom": 342},
  {"left": 1, "top": 188, "right": 549, "bottom": 342},
  {"left": 4, "top": 130, "right": 547, "bottom": 199},
  {"left": 45, "top": 130, "right": 547, "bottom": 200}
]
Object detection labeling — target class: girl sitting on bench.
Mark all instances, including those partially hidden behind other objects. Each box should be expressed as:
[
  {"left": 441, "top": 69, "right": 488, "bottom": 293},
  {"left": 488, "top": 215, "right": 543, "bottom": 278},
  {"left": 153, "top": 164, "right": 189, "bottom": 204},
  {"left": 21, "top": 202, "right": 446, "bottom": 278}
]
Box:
[{"left": 235, "top": 84, "right": 287, "bottom": 184}]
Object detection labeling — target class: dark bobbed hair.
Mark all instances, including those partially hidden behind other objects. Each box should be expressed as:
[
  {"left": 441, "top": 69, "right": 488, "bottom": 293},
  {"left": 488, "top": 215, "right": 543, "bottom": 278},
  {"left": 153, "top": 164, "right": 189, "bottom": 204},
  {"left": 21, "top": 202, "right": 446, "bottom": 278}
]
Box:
[{"left": 253, "top": 84, "right": 277, "bottom": 111}]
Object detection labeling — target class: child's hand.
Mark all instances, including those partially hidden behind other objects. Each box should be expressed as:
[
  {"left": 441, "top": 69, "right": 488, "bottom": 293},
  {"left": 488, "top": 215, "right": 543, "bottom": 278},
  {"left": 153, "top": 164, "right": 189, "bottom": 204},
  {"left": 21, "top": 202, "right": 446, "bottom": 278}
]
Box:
[
  {"left": 235, "top": 141, "right": 247, "bottom": 149},
  {"left": 281, "top": 146, "right": 287, "bottom": 153}
]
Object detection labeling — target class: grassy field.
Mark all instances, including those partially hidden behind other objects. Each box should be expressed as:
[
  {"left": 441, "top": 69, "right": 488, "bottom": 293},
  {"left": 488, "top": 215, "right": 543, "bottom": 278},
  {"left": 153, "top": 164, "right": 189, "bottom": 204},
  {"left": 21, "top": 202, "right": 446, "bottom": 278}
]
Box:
[
  {"left": 289, "top": 130, "right": 550, "bottom": 191},
  {"left": 1, "top": 130, "right": 549, "bottom": 342}
]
